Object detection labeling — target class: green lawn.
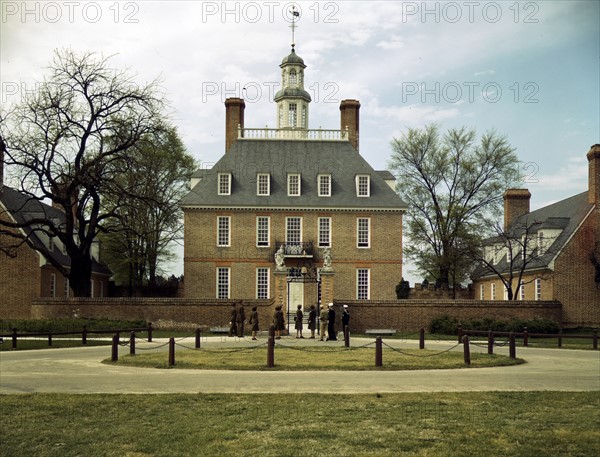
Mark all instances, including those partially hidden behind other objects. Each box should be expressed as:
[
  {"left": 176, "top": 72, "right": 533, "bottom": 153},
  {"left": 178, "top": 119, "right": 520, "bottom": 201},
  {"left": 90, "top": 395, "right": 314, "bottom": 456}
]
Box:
[
  {"left": 107, "top": 346, "right": 524, "bottom": 370},
  {"left": 0, "top": 392, "right": 597, "bottom": 457}
]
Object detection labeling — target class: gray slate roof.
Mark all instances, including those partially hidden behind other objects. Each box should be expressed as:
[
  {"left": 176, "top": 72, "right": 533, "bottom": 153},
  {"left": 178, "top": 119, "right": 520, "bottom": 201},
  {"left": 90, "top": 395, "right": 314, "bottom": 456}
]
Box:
[
  {"left": 181, "top": 139, "right": 407, "bottom": 211},
  {"left": 1, "top": 186, "right": 111, "bottom": 275},
  {"left": 475, "top": 191, "right": 594, "bottom": 277}
]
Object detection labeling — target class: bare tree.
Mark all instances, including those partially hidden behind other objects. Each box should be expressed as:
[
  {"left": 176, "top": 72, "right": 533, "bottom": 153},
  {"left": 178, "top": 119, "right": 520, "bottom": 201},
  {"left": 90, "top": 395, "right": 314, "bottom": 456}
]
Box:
[
  {"left": 0, "top": 49, "right": 165, "bottom": 296},
  {"left": 471, "top": 219, "right": 559, "bottom": 299},
  {"left": 389, "top": 124, "right": 519, "bottom": 290}
]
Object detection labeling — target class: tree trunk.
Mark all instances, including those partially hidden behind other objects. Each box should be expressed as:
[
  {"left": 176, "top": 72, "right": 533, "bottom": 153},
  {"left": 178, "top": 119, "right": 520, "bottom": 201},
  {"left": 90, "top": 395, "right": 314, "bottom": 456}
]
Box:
[{"left": 69, "top": 254, "right": 93, "bottom": 297}]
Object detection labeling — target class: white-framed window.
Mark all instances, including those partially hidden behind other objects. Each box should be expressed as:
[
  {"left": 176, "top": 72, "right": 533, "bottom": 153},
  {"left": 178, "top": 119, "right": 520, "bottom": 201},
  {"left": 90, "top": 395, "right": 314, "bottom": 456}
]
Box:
[
  {"left": 256, "top": 267, "right": 270, "bottom": 299},
  {"left": 289, "top": 69, "right": 297, "bottom": 85},
  {"left": 318, "top": 217, "right": 331, "bottom": 248},
  {"left": 521, "top": 235, "right": 527, "bottom": 260},
  {"left": 301, "top": 105, "right": 306, "bottom": 128},
  {"left": 357, "top": 268, "right": 370, "bottom": 300},
  {"left": 318, "top": 174, "right": 331, "bottom": 197},
  {"left": 217, "top": 216, "right": 231, "bottom": 247},
  {"left": 519, "top": 280, "right": 525, "bottom": 301},
  {"left": 218, "top": 172, "right": 231, "bottom": 195},
  {"left": 535, "top": 278, "right": 541, "bottom": 301},
  {"left": 256, "top": 216, "right": 270, "bottom": 247},
  {"left": 480, "top": 284, "right": 485, "bottom": 300},
  {"left": 50, "top": 273, "right": 56, "bottom": 298},
  {"left": 503, "top": 285, "right": 509, "bottom": 301},
  {"left": 64, "top": 278, "right": 70, "bottom": 298},
  {"left": 357, "top": 217, "right": 370, "bottom": 248},
  {"left": 217, "top": 267, "right": 230, "bottom": 299},
  {"left": 356, "top": 174, "right": 370, "bottom": 197},
  {"left": 288, "top": 103, "right": 297, "bottom": 127},
  {"left": 286, "top": 217, "right": 302, "bottom": 245},
  {"left": 491, "top": 283, "right": 496, "bottom": 300},
  {"left": 288, "top": 173, "right": 301, "bottom": 196},
  {"left": 257, "top": 173, "right": 270, "bottom": 196}
]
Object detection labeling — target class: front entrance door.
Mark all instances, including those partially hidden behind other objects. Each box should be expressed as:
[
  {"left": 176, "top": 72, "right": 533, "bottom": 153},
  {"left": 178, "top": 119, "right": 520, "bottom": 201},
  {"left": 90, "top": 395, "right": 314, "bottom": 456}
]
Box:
[{"left": 288, "top": 282, "right": 304, "bottom": 330}]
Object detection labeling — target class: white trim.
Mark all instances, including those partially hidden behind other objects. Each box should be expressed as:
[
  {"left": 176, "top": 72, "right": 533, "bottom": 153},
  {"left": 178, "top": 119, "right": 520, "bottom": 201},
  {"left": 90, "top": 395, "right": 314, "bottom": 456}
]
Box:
[
  {"left": 356, "top": 174, "right": 370, "bottom": 197},
  {"left": 286, "top": 216, "right": 303, "bottom": 245},
  {"left": 257, "top": 173, "right": 270, "bottom": 196},
  {"left": 287, "top": 173, "right": 301, "bottom": 196},
  {"left": 181, "top": 205, "right": 406, "bottom": 213},
  {"left": 357, "top": 217, "right": 370, "bottom": 248},
  {"left": 318, "top": 216, "right": 332, "bottom": 248},
  {"left": 256, "top": 216, "right": 270, "bottom": 247},
  {"left": 216, "top": 267, "right": 231, "bottom": 299},
  {"left": 217, "top": 216, "right": 231, "bottom": 247},
  {"left": 317, "top": 174, "right": 331, "bottom": 197},
  {"left": 217, "top": 172, "right": 232, "bottom": 195},
  {"left": 256, "top": 267, "right": 270, "bottom": 299}
]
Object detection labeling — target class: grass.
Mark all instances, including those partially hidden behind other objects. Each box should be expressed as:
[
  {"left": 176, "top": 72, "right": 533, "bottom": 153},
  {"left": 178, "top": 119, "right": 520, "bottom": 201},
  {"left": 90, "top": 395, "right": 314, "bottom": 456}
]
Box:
[
  {"left": 107, "top": 345, "right": 524, "bottom": 370},
  {"left": 0, "top": 338, "right": 111, "bottom": 351},
  {"left": 0, "top": 392, "right": 597, "bottom": 457}
]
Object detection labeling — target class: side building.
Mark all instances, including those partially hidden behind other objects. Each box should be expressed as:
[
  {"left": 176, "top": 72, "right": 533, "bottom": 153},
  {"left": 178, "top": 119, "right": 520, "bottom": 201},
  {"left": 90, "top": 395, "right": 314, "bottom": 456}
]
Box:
[
  {"left": 181, "top": 46, "right": 407, "bottom": 321},
  {"left": 472, "top": 145, "right": 600, "bottom": 327}
]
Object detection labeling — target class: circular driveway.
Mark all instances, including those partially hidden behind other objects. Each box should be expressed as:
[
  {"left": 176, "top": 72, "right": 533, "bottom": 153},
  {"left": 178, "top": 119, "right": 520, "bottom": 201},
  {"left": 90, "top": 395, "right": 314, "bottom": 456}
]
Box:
[{"left": 1, "top": 338, "right": 598, "bottom": 394}]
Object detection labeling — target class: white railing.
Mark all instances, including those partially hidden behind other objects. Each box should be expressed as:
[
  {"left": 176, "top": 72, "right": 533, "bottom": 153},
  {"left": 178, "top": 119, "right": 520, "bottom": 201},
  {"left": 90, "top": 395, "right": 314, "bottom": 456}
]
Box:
[{"left": 238, "top": 127, "right": 348, "bottom": 141}]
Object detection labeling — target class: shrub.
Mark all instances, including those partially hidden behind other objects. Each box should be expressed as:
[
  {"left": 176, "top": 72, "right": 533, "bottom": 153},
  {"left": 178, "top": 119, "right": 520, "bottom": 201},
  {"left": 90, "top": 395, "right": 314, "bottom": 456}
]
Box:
[{"left": 429, "top": 315, "right": 561, "bottom": 335}]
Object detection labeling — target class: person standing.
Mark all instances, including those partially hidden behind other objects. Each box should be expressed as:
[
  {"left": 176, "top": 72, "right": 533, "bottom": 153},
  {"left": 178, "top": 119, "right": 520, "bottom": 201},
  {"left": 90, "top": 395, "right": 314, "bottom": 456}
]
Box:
[
  {"left": 228, "top": 303, "right": 237, "bottom": 337},
  {"left": 295, "top": 305, "right": 304, "bottom": 338},
  {"left": 319, "top": 305, "right": 328, "bottom": 341},
  {"left": 327, "top": 302, "right": 337, "bottom": 341},
  {"left": 341, "top": 304, "right": 350, "bottom": 338},
  {"left": 236, "top": 302, "right": 246, "bottom": 337},
  {"left": 249, "top": 306, "right": 259, "bottom": 340},
  {"left": 273, "top": 305, "right": 285, "bottom": 339},
  {"left": 307, "top": 305, "right": 317, "bottom": 339}
]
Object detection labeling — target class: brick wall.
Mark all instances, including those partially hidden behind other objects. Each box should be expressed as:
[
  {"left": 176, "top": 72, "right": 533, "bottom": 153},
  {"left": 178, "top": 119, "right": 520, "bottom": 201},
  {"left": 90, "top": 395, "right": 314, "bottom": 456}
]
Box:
[{"left": 31, "top": 297, "right": 561, "bottom": 333}]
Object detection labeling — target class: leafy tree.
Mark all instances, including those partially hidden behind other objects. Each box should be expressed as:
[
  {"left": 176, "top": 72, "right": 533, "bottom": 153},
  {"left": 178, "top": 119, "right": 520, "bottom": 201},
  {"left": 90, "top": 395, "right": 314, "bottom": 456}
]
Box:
[
  {"left": 0, "top": 49, "right": 165, "bottom": 296},
  {"left": 100, "top": 124, "right": 196, "bottom": 294},
  {"left": 389, "top": 124, "right": 519, "bottom": 291},
  {"left": 395, "top": 278, "right": 411, "bottom": 299}
]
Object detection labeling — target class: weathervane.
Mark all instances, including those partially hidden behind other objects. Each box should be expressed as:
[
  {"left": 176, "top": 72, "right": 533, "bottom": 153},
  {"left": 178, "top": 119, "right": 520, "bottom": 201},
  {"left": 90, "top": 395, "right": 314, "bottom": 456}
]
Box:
[{"left": 289, "top": 4, "right": 300, "bottom": 48}]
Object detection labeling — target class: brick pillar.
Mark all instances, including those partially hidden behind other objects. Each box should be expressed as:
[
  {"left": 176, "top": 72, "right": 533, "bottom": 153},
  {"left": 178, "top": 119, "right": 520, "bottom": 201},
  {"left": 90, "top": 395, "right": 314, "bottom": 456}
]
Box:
[
  {"left": 273, "top": 270, "right": 288, "bottom": 310},
  {"left": 503, "top": 189, "right": 531, "bottom": 231},
  {"left": 225, "top": 98, "right": 245, "bottom": 152},
  {"left": 320, "top": 270, "right": 334, "bottom": 307},
  {"left": 340, "top": 99, "right": 360, "bottom": 152}
]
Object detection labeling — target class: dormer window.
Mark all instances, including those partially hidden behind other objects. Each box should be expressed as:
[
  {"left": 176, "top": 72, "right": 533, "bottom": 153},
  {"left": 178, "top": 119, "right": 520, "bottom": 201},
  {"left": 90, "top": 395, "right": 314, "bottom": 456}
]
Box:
[
  {"left": 218, "top": 172, "right": 231, "bottom": 195},
  {"left": 288, "top": 173, "right": 301, "bottom": 196},
  {"left": 257, "top": 173, "right": 270, "bottom": 196},
  {"left": 318, "top": 174, "right": 331, "bottom": 197},
  {"left": 356, "top": 174, "right": 370, "bottom": 197}
]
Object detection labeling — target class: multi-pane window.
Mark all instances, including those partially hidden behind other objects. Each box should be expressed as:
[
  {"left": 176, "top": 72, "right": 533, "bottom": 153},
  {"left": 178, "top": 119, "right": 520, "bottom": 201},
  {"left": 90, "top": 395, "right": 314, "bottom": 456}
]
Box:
[
  {"left": 257, "top": 173, "right": 270, "bottom": 196},
  {"left": 217, "top": 267, "right": 230, "bottom": 299},
  {"left": 318, "top": 174, "right": 331, "bottom": 197},
  {"left": 301, "top": 106, "right": 306, "bottom": 128},
  {"left": 289, "top": 69, "right": 297, "bottom": 85},
  {"left": 256, "top": 267, "right": 269, "bottom": 299},
  {"left": 217, "top": 216, "right": 231, "bottom": 247},
  {"left": 535, "top": 278, "right": 541, "bottom": 301},
  {"left": 357, "top": 268, "right": 370, "bottom": 300},
  {"left": 286, "top": 217, "right": 302, "bottom": 245},
  {"left": 318, "top": 217, "right": 331, "bottom": 247},
  {"left": 490, "top": 283, "right": 496, "bottom": 300},
  {"left": 503, "top": 285, "right": 509, "bottom": 301},
  {"left": 218, "top": 173, "right": 231, "bottom": 195},
  {"left": 288, "top": 103, "right": 297, "bottom": 127},
  {"left": 64, "top": 278, "right": 70, "bottom": 298},
  {"left": 50, "top": 273, "right": 56, "bottom": 298},
  {"left": 357, "top": 217, "right": 370, "bottom": 248},
  {"left": 519, "top": 281, "right": 525, "bottom": 300},
  {"left": 480, "top": 284, "right": 485, "bottom": 300},
  {"left": 356, "top": 174, "right": 370, "bottom": 197},
  {"left": 288, "top": 173, "right": 301, "bottom": 196},
  {"left": 256, "top": 216, "right": 270, "bottom": 247}
]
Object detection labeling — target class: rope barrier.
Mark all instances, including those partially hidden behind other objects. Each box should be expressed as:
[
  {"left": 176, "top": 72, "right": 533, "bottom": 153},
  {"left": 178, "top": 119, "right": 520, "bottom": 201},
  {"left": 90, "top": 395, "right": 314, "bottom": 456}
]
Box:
[{"left": 381, "top": 340, "right": 461, "bottom": 357}]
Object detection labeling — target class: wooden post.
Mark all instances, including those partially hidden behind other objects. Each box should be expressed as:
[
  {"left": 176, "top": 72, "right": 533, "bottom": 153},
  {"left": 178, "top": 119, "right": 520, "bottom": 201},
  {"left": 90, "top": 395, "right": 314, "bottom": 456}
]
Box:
[
  {"left": 82, "top": 325, "right": 87, "bottom": 345},
  {"left": 523, "top": 327, "right": 529, "bottom": 347},
  {"left": 147, "top": 322, "right": 153, "bottom": 342},
  {"left": 269, "top": 325, "right": 275, "bottom": 338},
  {"left": 111, "top": 333, "right": 119, "bottom": 362},
  {"left": 487, "top": 330, "right": 494, "bottom": 355},
  {"left": 463, "top": 335, "right": 471, "bottom": 365},
  {"left": 593, "top": 329, "right": 598, "bottom": 350},
  {"left": 12, "top": 328, "right": 17, "bottom": 349},
  {"left": 48, "top": 334, "right": 52, "bottom": 347},
  {"left": 168, "top": 337, "right": 175, "bottom": 366},
  {"left": 419, "top": 328, "right": 425, "bottom": 349},
  {"left": 130, "top": 332, "right": 136, "bottom": 355},
  {"left": 375, "top": 337, "right": 382, "bottom": 367},
  {"left": 267, "top": 336, "right": 275, "bottom": 368},
  {"left": 558, "top": 328, "right": 562, "bottom": 348},
  {"left": 509, "top": 332, "right": 516, "bottom": 359},
  {"left": 195, "top": 328, "right": 201, "bottom": 349},
  {"left": 457, "top": 325, "right": 463, "bottom": 344}
]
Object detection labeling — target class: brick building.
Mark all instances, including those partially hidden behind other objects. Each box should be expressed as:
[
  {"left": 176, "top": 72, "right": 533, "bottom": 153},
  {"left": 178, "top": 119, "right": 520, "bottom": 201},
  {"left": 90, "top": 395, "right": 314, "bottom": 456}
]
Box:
[
  {"left": 472, "top": 145, "right": 600, "bottom": 327},
  {"left": 180, "top": 46, "right": 407, "bottom": 322},
  {"left": 0, "top": 185, "right": 111, "bottom": 318}
]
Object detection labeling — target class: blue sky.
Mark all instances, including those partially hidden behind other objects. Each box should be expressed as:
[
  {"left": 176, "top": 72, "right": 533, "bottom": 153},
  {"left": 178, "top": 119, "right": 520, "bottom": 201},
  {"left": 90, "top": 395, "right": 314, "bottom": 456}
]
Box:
[{"left": 2, "top": 1, "right": 599, "bottom": 279}]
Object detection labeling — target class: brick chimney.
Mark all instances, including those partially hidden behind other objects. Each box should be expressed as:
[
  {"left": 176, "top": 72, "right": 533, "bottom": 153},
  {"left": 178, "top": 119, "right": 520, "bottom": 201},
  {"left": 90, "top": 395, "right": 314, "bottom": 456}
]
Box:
[
  {"left": 225, "top": 98, "right": 245, "bottom": 152},
  {"left": 587, "top": 144, "right": 600, "bottom": 205},
  {"left": 340, "top": 99, "right": 360, "bottom": 151},
  {"left": 503, "top": 189, "right": 531, "bottom": 230}
]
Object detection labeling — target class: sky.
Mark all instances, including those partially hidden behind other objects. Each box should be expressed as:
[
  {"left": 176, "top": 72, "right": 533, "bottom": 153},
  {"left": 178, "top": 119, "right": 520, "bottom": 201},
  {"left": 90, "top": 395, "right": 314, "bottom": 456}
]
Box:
[{"left": 1, "top": 0, "right": 599, "bottom": 281}]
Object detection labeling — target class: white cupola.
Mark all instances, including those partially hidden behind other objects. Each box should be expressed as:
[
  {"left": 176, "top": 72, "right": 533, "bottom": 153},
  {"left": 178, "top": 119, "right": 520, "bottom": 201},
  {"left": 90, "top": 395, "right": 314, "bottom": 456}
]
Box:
[{"left": 274, "top": 45, "right": 311, "bottom": 130}]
